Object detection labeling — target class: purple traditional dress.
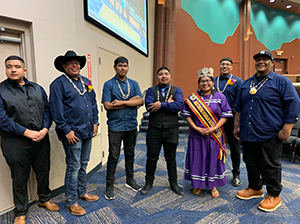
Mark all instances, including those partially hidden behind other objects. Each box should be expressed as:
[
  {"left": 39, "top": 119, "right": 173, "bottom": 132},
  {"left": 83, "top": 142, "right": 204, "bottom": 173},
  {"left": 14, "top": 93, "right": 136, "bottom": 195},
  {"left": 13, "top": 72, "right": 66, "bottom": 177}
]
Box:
[{"left": 181, "top": 91, "right": 233, "bottom": 190}]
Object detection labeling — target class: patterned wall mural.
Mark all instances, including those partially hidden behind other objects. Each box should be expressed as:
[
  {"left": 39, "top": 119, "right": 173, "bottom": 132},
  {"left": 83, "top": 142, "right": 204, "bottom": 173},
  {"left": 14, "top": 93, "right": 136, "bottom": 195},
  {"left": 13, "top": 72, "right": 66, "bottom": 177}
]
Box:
[
  {"left": 251, "top": 1, "right": 300, "bottom": 51},
  {"left": 180, "top": 0, "right": 241, "bottom": 44}
]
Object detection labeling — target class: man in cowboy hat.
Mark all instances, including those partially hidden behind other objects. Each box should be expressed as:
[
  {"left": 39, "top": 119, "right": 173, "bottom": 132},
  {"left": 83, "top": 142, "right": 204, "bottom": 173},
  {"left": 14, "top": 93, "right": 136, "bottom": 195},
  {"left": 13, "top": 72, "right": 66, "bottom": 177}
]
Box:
[
  {"left": 50, "top": 50, "right": 99, "bottom": 216},
  {"left": 0, "top": 55, "right": 59, "bottom": 224}
]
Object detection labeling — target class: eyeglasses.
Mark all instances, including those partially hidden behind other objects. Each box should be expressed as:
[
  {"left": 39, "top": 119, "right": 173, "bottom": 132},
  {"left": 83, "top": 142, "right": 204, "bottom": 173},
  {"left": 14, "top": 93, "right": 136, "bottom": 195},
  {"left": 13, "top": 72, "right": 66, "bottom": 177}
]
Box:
[
  {"left": 66, "top": 61, "right": 80, "bottom": 66},
  {"left": 220, "top": 63, "right": 232, "bottom": 66},
  {"left": 200, "top": 80, "right": 212, "bottom": 84}
]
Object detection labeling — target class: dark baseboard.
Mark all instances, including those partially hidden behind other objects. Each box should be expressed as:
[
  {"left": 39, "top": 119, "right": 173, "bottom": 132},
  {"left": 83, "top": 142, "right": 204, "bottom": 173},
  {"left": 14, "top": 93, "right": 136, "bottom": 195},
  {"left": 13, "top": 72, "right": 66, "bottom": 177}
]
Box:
[
  {"left": 87, "top": 162, "right": 103, "bottom": 179},
  {"left": 50, "top": 161, "right": 102, "bottom": 198}
]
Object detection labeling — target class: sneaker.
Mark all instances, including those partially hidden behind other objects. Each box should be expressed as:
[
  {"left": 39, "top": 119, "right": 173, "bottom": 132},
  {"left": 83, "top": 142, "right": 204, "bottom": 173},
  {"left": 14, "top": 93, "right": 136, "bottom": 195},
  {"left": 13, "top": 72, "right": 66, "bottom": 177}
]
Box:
[
  {"left": 258, "top": 194, "right": 281, "bottom": 212},
  {"left": 236, "top": 187, "right": 264, "bottom": 200},
  {"left": 232, "top": 175, "right": 241, "bottom": 187},
  {"left": 125, "top": 180, "right": 141, "bottom": 192},
  {"left": 141, "top": 183, "right": 153, "bottom": 195},
  {"left": 170, "top": 183, "right": 184, "bottom": 196},
  {"left": 105, "top": 186, "right": 115, "bottom": 200}
]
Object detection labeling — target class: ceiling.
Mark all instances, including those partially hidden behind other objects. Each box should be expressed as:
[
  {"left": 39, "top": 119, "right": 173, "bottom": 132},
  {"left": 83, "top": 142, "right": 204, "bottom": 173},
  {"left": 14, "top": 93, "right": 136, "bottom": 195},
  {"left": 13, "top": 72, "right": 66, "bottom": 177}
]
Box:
[{"left": 256, "top": 0, "right": 300, "bottom": 14}]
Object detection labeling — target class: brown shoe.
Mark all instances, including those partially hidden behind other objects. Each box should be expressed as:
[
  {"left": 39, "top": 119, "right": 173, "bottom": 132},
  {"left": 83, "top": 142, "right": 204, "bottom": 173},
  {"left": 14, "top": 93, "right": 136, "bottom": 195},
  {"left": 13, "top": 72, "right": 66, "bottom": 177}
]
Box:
[
  {"left": 192, "top": 188, "right": 202, "bottom": 195},
  {"left": 38, "top": 200, "right": 60, "bottom": 211},
  {"left": 258, "top": 194, "right": 281, "bottom": 212},
  {"left": 66, "top": 203, "right": 86, "bottom": 216},
  {"left": 14, "top": 215, "right": 26, "bottom": 224},
  {"left": 80, "top": 193, "right": 99, "bottom": 202},
  {"left": 236, "top": 187, "right": 264, "bottom": 200}
]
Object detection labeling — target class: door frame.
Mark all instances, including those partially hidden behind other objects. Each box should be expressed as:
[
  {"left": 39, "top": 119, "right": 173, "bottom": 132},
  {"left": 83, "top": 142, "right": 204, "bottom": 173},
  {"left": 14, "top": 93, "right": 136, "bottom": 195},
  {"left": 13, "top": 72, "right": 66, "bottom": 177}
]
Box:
[{"left": 0, "top": 15, "right": 37, "bottom": 214}]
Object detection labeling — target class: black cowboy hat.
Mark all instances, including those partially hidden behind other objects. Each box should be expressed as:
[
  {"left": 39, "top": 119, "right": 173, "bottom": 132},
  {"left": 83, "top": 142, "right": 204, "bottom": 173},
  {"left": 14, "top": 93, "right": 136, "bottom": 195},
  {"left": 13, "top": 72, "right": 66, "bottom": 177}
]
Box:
[{"left": 54, "top": 50, "right": 86, "bottom": 72}]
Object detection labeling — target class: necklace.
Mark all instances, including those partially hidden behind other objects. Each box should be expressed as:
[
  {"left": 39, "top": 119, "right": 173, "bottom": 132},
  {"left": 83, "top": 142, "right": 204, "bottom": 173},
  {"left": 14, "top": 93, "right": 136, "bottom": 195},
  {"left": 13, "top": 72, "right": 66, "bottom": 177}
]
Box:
[
  {"left": 201, "top": 94, "right": 213, "bottom": 106},
  {"left": 64, "top": 74, "right": 86, "bottom": 96},
  {"left": 217, "top": 74, "right": 232, "bottom": 93},
  {"left": 116, "top": 79, "right": 130, "bottom": 99},
  {"left": 157, "top": 85, "right": 172, "bottom": 102},
  {"left": 249, "top": 77, "right": 268, "bottom": 95}
]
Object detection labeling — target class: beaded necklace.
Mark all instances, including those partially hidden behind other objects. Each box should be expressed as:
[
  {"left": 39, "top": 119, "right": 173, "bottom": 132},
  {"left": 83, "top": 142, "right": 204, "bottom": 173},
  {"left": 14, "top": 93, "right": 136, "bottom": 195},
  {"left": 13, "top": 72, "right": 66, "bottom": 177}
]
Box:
[
  {"left": 217, "top": 74, "right": 232, "bottom": 93},
  {"left": 249, "top": 77, "right": 268, "bottom": 95},
  {"left": 116, "top": 79, "right": 130, "bottom": 99},
  {"left": 64, "top": 74, "right": 86, "bottom": 96},
  {"left": 157, "top": 85, "right": 172, "bottom": 102},
  {"left": 201, "top": 93, "right": 213, "bottom": 106}
]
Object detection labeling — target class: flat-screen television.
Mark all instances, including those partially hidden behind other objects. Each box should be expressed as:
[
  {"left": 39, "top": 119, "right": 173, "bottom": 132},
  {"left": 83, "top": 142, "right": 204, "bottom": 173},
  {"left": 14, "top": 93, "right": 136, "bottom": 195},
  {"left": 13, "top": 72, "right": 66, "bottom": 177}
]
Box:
[{"left": 84, "top": 0, "right": 149, "bottom": 57}]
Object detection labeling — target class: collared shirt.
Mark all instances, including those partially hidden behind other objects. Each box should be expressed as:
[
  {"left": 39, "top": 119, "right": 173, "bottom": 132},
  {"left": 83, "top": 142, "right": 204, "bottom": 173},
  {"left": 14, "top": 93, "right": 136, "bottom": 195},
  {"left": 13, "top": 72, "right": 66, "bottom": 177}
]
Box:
[
  {"left": 145, "top": 84, "right": 184, "bottom": 112},
  {"left": 50, "top": 74, "right": 98, "bottom": 139},
  {"left": 0, "top": 78, "right": 51, "bottom": 135},
  {"left": 214, "top": 73, "right": 243, "bottom": 110},
  {"left": 101, "top": 76, "right": 142, "bottom": 132},
  {"left": 235, "top": 70, "right": 300, "bottom": 142}
]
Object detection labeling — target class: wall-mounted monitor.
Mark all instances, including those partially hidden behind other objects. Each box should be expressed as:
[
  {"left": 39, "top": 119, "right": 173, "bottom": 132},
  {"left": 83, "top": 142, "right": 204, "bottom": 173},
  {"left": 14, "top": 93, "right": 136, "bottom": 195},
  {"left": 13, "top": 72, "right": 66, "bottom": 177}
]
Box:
[{"left": 84, "top": 0, "right": 149, "bottom": 57}]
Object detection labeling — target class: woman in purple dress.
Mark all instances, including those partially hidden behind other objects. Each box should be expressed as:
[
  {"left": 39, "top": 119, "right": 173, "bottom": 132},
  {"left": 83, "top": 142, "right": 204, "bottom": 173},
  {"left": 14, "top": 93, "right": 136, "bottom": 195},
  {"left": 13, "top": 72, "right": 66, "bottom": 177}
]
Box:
[{"left": 181, "top": 67, "right": 233, "bottom": 197}]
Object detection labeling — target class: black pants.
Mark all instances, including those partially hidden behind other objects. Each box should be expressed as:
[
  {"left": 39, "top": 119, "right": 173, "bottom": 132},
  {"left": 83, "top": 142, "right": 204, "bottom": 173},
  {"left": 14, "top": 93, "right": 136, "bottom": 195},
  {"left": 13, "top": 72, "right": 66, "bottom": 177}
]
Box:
[
  {"left": 145, "top": 125, "right": 179, "bottom": 184},
  {"left": 242, "top": 135, "right": 283, "bottom": 197},
  {"left": 106, "top": 128, "right": 137, "bottom": 186},
  {"left": 1, "top": 135, "right": 51, "bottom": 217},
  {"left": 223, "top": 117, "right": 240, "bottom": 176}
]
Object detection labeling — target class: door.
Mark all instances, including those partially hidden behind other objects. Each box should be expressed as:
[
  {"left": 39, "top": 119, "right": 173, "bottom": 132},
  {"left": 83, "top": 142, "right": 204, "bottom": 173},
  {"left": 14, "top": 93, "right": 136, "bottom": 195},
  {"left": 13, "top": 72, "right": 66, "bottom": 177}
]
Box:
[
  {"left": 0, "top": 27, "right": 23, "bottom": 214},
  {"left": 97, "top": 47, "right": 120, "bottom": 165},
  {"left": 0, "top": 29, "right": 21, "bottom": 82},
  {"left": 0, "top": 18, "right": 36, "bottom": 214},
  {"left": 274, "top": 59, "right": 287, "bottom": 75}
]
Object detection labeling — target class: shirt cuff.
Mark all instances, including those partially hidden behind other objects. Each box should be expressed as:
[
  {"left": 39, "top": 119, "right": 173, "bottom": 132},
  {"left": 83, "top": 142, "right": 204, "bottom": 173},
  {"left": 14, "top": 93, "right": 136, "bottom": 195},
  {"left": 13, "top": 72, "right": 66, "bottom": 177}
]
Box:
[
  {"left": 62, "top": 126, "right": 72, "bottom": 136},
  {"left": 18, "top": 127, "right": 27, "bottom": 136},
  {"left": 160, "top": 102, "right": 168, "bottom": 109}
]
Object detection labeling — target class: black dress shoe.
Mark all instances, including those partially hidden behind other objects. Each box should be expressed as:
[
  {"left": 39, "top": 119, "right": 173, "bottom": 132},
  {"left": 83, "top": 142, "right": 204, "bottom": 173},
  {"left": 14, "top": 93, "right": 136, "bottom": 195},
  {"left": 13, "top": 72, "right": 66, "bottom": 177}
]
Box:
[
  {"left": 141, "top": 183, "right": 153, "bottom": 195},
  {"left": 232, "top": 175, "right": 241, "bottom": 187},
  {"left": 170, "top": 184, "right": 184, "bottom": 195}
]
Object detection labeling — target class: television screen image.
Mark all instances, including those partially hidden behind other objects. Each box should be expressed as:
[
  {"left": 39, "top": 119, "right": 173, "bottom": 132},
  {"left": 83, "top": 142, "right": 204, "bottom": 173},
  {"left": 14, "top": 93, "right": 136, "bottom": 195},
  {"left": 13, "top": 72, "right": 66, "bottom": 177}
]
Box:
[{"left": 84, "top": 0, "right": 148, "bottom": 57}]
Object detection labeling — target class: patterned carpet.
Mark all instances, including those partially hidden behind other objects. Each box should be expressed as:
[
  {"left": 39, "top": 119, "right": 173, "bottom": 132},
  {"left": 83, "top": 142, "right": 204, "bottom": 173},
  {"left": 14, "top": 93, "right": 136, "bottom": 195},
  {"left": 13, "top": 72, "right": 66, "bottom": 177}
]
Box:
[{"left": 1, "top": 133, "right": 300, "bottom": 223}]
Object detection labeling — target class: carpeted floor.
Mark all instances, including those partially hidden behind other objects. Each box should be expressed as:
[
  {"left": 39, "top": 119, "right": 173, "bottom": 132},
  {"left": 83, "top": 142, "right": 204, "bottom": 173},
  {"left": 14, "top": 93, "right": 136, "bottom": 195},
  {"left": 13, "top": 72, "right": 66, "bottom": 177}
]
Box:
[{"left": 1, "top": 133, "right": 300, "bottom": 223}]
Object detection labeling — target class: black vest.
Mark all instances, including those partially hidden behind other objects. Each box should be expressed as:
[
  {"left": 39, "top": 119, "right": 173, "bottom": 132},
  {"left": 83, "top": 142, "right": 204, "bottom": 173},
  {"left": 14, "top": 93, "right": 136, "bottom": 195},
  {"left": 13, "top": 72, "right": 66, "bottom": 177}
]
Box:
[
  {"left": 0, "top": 79, "right": 44, "bottom": 137},
  {"left": 148, "top": 85, "right": 179, "bottom": 129}
]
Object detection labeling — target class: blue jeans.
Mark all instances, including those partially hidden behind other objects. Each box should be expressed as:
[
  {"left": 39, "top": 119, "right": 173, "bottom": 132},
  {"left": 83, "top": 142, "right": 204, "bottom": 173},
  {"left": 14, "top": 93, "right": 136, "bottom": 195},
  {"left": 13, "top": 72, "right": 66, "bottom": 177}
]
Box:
[{"left": 60, "top": 136, "right": 92, "bottom": 207}]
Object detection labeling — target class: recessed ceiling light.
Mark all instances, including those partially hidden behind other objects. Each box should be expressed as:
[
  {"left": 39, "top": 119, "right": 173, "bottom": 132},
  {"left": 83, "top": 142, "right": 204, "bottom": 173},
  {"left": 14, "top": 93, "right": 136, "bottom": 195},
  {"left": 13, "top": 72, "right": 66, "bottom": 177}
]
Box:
[
  {"left": 286, "top": 5, "right": 292, "bottom": 8},
  {"left": 270, "top": 0, "right": 275, "bottom": 2}
]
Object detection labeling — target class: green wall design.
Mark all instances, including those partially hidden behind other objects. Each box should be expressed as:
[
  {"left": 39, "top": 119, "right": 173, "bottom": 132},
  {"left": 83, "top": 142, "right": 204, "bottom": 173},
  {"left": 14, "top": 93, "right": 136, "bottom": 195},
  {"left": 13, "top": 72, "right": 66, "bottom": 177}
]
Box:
[
  {"left": 181, "top": 0, "right": 241, "bottom": 44},
  {"left": 251, "top": 1, "right": 300, "bottom": 50}
]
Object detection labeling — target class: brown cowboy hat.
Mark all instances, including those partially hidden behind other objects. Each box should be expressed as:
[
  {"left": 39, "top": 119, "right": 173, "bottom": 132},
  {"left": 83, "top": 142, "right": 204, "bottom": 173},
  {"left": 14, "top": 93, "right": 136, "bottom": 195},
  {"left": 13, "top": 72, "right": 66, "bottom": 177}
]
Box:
[{"left": 54, "top": 50, "right": 86, "bottom": 72}]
